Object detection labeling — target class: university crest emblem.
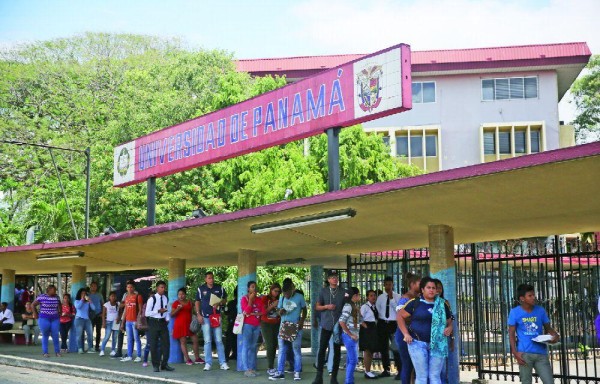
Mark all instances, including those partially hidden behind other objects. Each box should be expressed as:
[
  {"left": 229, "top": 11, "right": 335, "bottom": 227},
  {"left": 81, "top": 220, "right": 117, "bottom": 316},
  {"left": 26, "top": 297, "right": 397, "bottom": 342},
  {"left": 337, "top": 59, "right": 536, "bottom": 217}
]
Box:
[
  {"left": 117, "top": 147, "right": 131, "bottom": 177},
  {"left": 356, "top": 65, "right": 383, "bottom": 112}
]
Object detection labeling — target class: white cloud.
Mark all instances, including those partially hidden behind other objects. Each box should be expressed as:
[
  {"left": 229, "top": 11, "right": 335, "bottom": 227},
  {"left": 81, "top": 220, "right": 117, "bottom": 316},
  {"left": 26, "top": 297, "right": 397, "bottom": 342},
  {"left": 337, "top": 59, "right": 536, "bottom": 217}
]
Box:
[{"left": 289, "top": 0, "right": 600, "bottom": 54}]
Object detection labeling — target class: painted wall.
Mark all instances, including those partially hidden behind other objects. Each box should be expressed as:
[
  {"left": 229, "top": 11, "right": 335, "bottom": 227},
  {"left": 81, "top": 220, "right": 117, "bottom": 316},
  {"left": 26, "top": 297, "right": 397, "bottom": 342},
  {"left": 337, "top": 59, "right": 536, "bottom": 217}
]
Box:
[{"left": 364, "top": 70, "right": 560, "bottom": 170}]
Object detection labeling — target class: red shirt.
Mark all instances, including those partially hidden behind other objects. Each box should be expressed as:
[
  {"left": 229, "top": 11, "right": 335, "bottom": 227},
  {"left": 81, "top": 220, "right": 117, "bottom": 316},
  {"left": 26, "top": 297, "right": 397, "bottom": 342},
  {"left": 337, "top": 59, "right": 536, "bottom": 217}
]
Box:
[
  {"left": 124, "top": 293, "right": 143, "bottom": 322},
  {"left": 60, "top": 304, "right": 74, "bottom": 324},
  {"left": 261, "top": 295, "right": 281, "bottom": 325},
  {"left": 241, "top": 295, "right": 264, "bottom": 327}
]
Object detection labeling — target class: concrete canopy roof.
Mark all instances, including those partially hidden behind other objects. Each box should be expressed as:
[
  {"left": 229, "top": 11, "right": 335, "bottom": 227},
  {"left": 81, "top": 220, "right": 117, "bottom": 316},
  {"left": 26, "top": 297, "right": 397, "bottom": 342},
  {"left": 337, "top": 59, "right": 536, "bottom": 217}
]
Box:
[{"left": 2, "top": 142, "right": 600, "bottom": 274}]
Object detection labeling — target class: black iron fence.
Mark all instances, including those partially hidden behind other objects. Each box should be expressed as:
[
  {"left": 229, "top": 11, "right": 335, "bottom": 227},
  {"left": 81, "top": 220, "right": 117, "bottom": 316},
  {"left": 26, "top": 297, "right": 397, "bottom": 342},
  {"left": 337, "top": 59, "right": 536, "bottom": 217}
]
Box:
[{"left": 348, "top": 235, "right": 600, "bottom": 384}]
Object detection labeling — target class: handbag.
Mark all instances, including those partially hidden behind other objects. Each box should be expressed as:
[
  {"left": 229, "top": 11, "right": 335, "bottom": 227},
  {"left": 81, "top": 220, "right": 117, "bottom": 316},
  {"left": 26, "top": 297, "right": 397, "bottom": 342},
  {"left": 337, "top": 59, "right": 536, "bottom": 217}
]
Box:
[
  {"left": 232, "top": 313, "right": 244, "bottom": 335},
  {"left": 190, "top": 315, "right": 201, "bottom": 333},
  {"left": 279, "top": 321, "right": 299, "bottom": 342},
  {"left": 26, "top": 319, "right": 36, "bottom": 326},
  {"left": 112, "top": 321, "right": 121, "bottom": 331},
  {"left": 136, "top": 301, "right": 149, "bottom": 331},
  {"left": 209, "top": 307, "right": 221, "bottom": 328}
]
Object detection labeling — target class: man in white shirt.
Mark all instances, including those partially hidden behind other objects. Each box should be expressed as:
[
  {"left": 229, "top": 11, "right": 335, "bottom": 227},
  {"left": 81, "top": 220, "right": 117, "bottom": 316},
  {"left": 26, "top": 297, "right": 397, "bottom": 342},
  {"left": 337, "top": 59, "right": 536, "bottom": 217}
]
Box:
[
  {"left": 375, "top": 277, "right": 402, "bottom": 378},
  {"left": 0, "top": 302, "right": 15, "bottom": 331},
  {"left": 145, "top": 281, "right": 174, "bottom": 373}
]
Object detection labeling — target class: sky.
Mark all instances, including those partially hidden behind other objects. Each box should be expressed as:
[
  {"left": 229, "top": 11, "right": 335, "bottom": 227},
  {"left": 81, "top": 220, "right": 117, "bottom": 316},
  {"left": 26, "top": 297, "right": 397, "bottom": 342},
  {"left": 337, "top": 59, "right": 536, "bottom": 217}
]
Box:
[{"left": 0, "top": 0, "right": 598, "bottom": 123}]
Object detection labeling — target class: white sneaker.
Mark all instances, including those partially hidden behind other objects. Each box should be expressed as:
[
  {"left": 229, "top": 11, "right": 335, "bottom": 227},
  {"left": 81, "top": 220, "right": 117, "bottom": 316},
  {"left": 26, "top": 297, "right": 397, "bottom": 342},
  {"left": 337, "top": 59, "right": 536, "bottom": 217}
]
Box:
[
  {"left": 220, "top": 362, "right": 230, "bottom": 370},
  {"left": 99, "top": 350, "right": 105, "bottom": 356},
  {"left": 87, "top": 349, "right": 96, "bottom": 354},
  {"left": 120, "top": 356, "right": 132, "bottom": 362},
  {"left": 294, "top": 372, "right": 301, "bottom": 381},
  {"left": 78, "top": 348, "right": 83, "bottom": 354},
  {"left": 109, "top": 350, "right": 117, "bottom": 357},
  {"left": 267, "top": 368, "right": 277, "bottom": 376},
  {"left": 134, "top": 356, "right": 142, "bottom": 363},
  {"left": 203, "top": 364, "right": 211, "bottom": 371}
]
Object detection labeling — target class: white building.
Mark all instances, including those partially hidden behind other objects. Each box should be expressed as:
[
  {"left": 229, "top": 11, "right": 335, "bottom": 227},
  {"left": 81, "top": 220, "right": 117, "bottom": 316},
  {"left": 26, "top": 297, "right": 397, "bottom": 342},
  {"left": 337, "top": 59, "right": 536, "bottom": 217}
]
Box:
[{"left": 236, "top": 42, "right": 591, "bottom": 172}]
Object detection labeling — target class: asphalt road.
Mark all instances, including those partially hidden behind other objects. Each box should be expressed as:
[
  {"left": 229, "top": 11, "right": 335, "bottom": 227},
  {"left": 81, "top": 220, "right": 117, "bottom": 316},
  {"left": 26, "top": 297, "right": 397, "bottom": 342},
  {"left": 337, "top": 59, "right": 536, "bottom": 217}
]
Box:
[{"left": 0, "top": 364, "right": 117, "bottom": 384}]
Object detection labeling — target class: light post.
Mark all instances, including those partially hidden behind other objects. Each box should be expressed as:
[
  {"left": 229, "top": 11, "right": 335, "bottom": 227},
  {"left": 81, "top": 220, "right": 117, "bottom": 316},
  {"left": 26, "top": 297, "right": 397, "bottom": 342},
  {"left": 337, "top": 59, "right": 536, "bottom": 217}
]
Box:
[{"left": 0, "top": 140, "right": 91, "bottom": 239}]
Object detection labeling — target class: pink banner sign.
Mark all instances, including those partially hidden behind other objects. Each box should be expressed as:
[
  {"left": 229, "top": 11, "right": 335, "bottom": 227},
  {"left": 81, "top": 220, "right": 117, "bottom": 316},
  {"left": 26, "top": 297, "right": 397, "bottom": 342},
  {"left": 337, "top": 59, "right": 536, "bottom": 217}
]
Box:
[{"left": 114, "top": 44, "right": 412, "bottom": 187}]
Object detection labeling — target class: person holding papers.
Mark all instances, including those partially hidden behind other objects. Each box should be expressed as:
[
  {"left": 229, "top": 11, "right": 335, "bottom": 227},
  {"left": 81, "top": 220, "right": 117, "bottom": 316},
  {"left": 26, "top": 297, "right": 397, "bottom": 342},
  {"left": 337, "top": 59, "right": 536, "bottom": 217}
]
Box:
[
  {"left": 508, "top": 284, "right": 559, "bottom": 384},
  {"left": 195, "top": 271, "right": 230, "bottom": 371}
]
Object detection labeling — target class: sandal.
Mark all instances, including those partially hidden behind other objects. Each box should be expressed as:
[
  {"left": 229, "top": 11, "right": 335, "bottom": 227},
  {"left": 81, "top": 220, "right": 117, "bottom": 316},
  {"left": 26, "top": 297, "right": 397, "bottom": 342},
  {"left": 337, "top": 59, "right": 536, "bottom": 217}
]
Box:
[{"left": 43, "top": 353, "right": 49, "bottom": 358}]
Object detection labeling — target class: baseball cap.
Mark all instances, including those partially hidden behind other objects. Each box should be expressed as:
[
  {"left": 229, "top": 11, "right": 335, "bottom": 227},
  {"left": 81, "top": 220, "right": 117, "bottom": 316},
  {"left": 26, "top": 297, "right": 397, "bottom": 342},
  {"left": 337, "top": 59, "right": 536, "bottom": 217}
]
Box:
[{"left": 327, "top": 270, "right": 339, "bottom": 278}]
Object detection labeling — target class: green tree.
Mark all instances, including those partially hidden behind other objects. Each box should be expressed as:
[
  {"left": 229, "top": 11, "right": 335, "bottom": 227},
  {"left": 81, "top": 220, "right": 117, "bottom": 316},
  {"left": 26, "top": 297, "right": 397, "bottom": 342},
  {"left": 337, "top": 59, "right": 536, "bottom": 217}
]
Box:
[{"left": 571, "top": 55, "right": 600, "bottom": 142}]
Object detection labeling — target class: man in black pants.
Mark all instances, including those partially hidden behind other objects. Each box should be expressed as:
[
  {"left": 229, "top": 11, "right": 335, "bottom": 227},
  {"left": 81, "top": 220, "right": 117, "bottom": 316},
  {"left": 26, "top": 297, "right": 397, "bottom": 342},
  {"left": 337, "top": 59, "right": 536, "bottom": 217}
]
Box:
[
  {"left": 376, "top": 276, "right": 402, "bottom": 379},
  {"left": 312, "top": 271, "right": 346, "bottom": 384},
  {"left": 146, "top": 281, "right": 174, "bottom": 372}
]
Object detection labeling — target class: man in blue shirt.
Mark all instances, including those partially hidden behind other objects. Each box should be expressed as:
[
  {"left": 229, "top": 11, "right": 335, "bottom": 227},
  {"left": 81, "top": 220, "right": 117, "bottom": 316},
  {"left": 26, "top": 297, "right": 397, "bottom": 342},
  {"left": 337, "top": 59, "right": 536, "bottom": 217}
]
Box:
[
  {"left": 195, "top": 271, "right": 229, "bottom": 371},
  {"left": 270, "top": 278, "right": 306, "bottom": 381},
  {"left": 508, "top": 284, "right": 559, "bottom": 384},
  {"left": 89, "top": 282, "right": 104, "bottom": 352}
]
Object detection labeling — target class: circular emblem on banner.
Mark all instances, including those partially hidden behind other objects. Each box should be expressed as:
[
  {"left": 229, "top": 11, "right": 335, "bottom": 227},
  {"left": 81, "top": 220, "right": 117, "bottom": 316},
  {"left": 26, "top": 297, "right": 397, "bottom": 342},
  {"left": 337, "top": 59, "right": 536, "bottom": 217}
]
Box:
[
  {"left": 356, "top": 65, "right": 383, "bottom": 112},
  {"left": 117, "top": 147, "right": 130, "bottom": 177}
]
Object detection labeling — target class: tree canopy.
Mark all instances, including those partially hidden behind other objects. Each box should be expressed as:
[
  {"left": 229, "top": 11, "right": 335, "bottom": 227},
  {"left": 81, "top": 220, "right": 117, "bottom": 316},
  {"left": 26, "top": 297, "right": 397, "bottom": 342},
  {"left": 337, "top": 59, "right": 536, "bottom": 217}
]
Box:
[{"left": 571, "top": 55, "right": 600, "bottom": 142}]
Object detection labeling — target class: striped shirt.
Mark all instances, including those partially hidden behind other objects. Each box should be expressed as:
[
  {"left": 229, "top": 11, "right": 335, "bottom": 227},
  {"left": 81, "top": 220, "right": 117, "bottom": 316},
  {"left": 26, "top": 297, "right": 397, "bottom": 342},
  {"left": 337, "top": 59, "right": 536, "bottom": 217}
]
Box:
[
  {"left": 37, "top": 294, "right": 60, "bottom": 319},
  {"left": 339, "top": 303, "right": 362, "bottom": 337}
]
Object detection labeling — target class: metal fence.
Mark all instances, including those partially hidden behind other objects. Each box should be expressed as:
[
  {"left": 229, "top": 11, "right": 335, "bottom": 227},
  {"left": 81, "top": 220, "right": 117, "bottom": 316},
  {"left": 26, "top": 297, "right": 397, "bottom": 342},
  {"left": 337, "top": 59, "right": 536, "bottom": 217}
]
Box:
[{"left": 347, "top": 235, "right": 600, "bottom": 384}]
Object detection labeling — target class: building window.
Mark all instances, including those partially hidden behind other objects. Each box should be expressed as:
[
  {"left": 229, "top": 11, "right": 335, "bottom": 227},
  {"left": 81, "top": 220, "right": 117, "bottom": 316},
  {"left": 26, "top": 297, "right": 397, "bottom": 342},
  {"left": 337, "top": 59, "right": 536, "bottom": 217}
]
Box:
[
  {"left": 397, "top": 136, "right": 408, "bottom": 157},
  {"left": 483, "top": 132, "right": 495, "bottom": 155},
  {"left": 382, "top": 135, "right": 390, "bottom": 147},
  {"left": 530, "top": 130, "right": 540, "bottom": 153},
  {"left": 412, "top": 81, "right": 436, "bottom": 103},
  {"left": 498, "top": 132, "right": 511, "bottom": 154},
  {"left": 482, "top": 76, "right": 538, "bottom": 101},
  {"left": 481, "top": 122, "right": 544, "bottom": 162},
  {"left": 425, "top": 135, "right": 437, "bottom": 156}
]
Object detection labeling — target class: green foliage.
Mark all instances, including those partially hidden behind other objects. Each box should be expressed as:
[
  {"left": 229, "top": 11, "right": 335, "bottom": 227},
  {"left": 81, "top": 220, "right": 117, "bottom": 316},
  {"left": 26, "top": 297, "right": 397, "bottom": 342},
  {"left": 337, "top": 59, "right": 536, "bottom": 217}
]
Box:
[{"left": 571, "top": 55, "right": 600, "bottom": 141}]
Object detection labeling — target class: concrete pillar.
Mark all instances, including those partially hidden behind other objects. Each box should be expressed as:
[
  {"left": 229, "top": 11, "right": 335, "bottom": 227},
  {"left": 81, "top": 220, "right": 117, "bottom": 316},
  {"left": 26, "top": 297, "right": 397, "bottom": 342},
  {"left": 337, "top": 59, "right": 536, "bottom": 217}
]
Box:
[
  {"left": 237, "top": 249, "right": 257, "bottom": 371},
  {"left": 1, "top": 269, "right": 16, "bottom": 311},
  {"left": 310, "top": 265, "right": 324, "bottom": 355},
  {"left": 70, "top": 265, "right": 87, "bottom": 352},
  {"left": 168, "top": 258, "right": 186, "bottom": 364},
  {"left": 428, "top": 224, "right": 459, "bottom": 384}
]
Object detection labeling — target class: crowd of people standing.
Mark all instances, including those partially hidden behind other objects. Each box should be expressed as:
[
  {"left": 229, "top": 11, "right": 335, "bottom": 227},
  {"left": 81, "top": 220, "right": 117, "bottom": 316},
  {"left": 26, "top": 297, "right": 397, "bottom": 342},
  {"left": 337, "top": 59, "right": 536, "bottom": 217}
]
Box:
[{"left": 9, "top": 270, "right": 568, "bottom": 384}]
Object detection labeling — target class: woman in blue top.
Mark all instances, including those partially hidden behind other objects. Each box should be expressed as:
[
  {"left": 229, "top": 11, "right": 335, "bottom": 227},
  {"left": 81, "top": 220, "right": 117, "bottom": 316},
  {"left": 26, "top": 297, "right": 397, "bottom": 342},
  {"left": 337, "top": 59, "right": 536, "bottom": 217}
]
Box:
[
  {"left": 397, "top": 277, "right": 452, "bottom": 384},
  {"left": 394, "top": 272, "right": 421, "bottom": 384},
  {"left": 74, "top": 287, "right": 96, "bottom": 354}
]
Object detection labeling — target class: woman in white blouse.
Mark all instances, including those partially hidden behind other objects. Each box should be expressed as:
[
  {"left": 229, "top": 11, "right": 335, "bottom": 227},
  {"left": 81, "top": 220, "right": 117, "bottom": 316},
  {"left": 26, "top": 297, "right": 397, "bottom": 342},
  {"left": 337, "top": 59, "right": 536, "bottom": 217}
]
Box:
[{"left": 359, "top": 290, "right": 379, "bottom": 379}]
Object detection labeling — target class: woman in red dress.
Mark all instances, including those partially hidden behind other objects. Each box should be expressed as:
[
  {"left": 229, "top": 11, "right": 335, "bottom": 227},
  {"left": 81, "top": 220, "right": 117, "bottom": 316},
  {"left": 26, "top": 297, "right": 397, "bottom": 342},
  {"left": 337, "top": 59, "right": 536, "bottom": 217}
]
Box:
[{"left": 171, "top": 287, "right": 201, "bottom": 365}]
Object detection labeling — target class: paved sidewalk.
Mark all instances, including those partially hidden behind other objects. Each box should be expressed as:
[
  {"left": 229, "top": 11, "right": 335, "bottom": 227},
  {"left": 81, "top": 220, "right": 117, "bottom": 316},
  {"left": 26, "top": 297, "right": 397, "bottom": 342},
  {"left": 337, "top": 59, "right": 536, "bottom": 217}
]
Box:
[{"left": 0, "top": 343, "right": 483, "bottom": 383}]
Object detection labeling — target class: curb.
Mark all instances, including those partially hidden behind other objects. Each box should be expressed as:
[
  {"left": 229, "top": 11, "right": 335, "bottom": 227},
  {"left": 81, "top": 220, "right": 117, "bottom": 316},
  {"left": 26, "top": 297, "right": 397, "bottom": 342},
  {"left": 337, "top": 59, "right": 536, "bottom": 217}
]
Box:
[{"left": 0, "top": 354, "right": 196, "bottom": 384}]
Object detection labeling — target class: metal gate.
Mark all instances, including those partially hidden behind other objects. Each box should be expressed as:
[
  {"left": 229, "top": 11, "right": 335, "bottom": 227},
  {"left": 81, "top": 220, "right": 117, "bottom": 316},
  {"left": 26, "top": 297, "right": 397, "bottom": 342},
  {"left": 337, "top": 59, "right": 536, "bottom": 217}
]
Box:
[{"left": 348, "top": 235, "right": 600, "bottom": 383}]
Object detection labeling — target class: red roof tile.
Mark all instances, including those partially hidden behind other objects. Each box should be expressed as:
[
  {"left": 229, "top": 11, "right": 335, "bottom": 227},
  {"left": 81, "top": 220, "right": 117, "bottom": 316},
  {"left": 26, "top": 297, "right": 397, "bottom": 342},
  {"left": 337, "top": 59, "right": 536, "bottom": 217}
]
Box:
[{"left": 236, "top": 42, "right": 591, "bottom": 75}]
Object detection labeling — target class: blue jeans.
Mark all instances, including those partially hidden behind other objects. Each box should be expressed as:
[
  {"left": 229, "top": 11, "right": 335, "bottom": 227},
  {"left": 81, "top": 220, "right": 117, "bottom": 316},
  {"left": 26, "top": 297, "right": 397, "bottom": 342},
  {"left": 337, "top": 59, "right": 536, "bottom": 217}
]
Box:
[
  {"left": 100, "top": 321, "right": 119, "bottom": 352},
  {"left": 342, "top": 333, "right": 358, "bottom": 384},
  {"left": 241, "top": 323, "right": 261, "bottom": 371},
  {"left": 126, "top": 321, "right": 142, "bottom": 357},
  {"left": 395, "top": 329, "right": 413, "bottom": 384},
  {"left": 277, "top": 330, "right": 302, "bottom": 374},
  {"left": 74, "top": 317, "right": 93, "bottom": 350},
  {"left": 407, "top": 340, "right": 445, "bottom": 384},
  {"left": 38, "top": 317, "right": 60, "bottom": 354},
  {"left": 201, "top": 320, "right": 226, "bottom": 365}
]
